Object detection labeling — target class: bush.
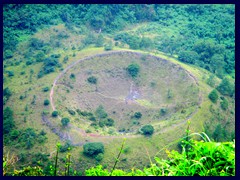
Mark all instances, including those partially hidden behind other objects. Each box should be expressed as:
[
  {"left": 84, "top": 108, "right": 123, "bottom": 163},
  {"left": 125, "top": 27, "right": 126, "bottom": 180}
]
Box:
[
  {"left": 208, "top": 89, "right": 218, "bottom": 103},
  {"left": 61, "top": 118, "right": 70, "bottom": 127},
  {"left": 140, "top": 124, "right": 154, "bottom": 136},
  {"left": 95, "top": 153, "right": 104, "bottom": 161},
  {"left": 160, "top": 108, "right": 167, "bottom": 115},
  {"left": 126, "top": 64, "right": 140, "bottom": 78},
  {"left": 95, "top": 105, "right": 108, "bottom": 119},
  {"left": 43, "top": 99, "right": 50, "bottom": 106},
  {"left": 104, "top": 118, "right": 114, "bottom": 126},
  {"left": 42, "top": 87, "right": 49, "bottom": 92},
  {"left": 70, "top": 73, "right": 75, "bottom": 79},
  {"left": 68, "top": 109, "right": 76, "bottom": 116},
  {"left": 60, "top": 141, "right": 72, "bottom": 152},
  {"left": 220, "top": 98, "right": 228, "bottom": 110},
  {"left": 52, "top": 111, "right": 58, "bottom": 117},
  {"left": 216, "top": 77, "right": 235, "bottom": 97},
  {"left": 87, "top": 76, "right": 97, "bottom": 84},
  {"left": 83, "top": 142, "right": 104, "bottom": 157},
  {"left": 134, "top": 112, "right": 142, "bottom": 119}
]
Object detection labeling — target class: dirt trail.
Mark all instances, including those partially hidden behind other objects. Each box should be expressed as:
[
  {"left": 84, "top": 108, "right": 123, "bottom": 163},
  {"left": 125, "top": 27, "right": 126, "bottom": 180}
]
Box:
[{"left": 47, "top": 50, "right": 202, "bottom": 145}]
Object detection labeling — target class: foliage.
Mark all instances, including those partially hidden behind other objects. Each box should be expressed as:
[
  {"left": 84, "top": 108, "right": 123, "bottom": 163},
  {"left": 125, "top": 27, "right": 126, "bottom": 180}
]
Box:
[
  {"left": 208, "top": 89, "right": 219, "bottom": 103},
  {"left": 140, "top": 124, "right": 154, "bottom": 136},
  {"left": 68, "top": 109, "right": 76, "bottom": 116},
  {"left": 83, "top": 142, "right": 104, "bottom": 157},
  {"left": 160, "top": 108, "right": 167, "bottom": 116},
  {"left": 206, "top": 74, "right": 217, "bottom": 87},
  {"left": 95, "top": 105, "right": 108, "bottom": 119},
  {"left": 216, "top": 77, "right": 235, "bottom": 97},
  {"left": 3, "top": 87, "right": 12, "bottom": 105},
  {"left": 61, "top": 118, "right": 70, "bottom": 127},
  {"left": 220, "top": 98, "right": 228, "bottom": 110},
  {"left": 87, "top": 76, "right": 97, "bottom": 84},
  {"left": 42, "top": 87, "right": 49, "bottom": 92},
  {"left": 95, "top": 153, "right": 104, "bottom": 162},
  {"left": 43, "top": 99, "right": 50, "bottom": 106},
  {"left": 126, "top": 63, "right": 140, "bottom": 78},
  {"left": 134, "top": 112, "right": 142, "bottom": 119},
  {"left": 3, "top": 107, "right": 15, "bottom": 135},
  {"left": 60, "top": 141, "right": 72, "bottom": 153},
  {"left": 178, "top": 50, "right": 199, "bottom": 64},
  {"left": 52, "top": 111, "right": 58, "bottom": 117}
]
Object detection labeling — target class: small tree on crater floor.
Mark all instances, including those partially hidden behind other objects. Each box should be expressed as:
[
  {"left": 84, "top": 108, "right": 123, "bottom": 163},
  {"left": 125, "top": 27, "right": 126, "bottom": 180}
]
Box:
[
  {"left": 61, "top": 118, "right": 70, "bottom": 127},
  {"left": 127, "top": 63, "right": 140, "bottom": 78}
]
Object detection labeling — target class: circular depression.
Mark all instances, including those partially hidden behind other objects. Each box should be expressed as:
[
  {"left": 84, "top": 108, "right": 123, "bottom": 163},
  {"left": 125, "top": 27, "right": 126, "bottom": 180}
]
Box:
[{"left": 51, "top": 51, "right": 200, "bottom": 135}]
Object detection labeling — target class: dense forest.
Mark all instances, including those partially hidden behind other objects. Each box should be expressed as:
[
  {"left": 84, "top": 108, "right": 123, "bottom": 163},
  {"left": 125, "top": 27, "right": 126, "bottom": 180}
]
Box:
[
  {"left": 3, "top": 4, "right": 235, "bottom": 176},
  {"left": 3, "top": 4, "right": 235, "bottom": 78}
]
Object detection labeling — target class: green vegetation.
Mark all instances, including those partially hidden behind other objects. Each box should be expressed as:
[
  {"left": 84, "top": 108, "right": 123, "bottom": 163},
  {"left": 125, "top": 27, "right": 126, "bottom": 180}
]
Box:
[
  {"left": 83, "top": 142, "right": 104, "bottom": 157},
  {"left": 43, "top": 99, "right": 50, "bottom": 106},
  {"left": 3, "top": 87, "right": 12, "bottom": 105},
  {"left": 140, "top": 124, "right": 154, "bottom": 136},
  {"left": 61, "top": 118, "right": 70, "bottom": 127},
  {"left": 134, "top": 112, "right": 142, "bottom": 119},
  {"left": 208, "top": 89, "right": 219, "bottom": 103},
  {"left": 126, "top": 63, "right": 140, "bottom": 78},
  {"left": 52, "top": 111, "right": 58, "bottom": 117},
  {"left": 87, "top": 76, "right": 97, "bottom": 84},
  {"left": 217, "top": 77, "right": 235, "bottom": 97},
  {"left": 220, "top": 98, "right": 229, "bottom": 110}
]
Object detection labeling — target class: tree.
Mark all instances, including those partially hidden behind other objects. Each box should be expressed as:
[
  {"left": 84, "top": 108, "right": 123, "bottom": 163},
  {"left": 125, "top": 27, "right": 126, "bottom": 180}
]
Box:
[
  {"left": 104, "top": 118, "right": 114, "bottom": 126},
  {"left": 208, "top": 89, "right": 218, "bottom": 103},
  {"left": 126, "top": 63, "right": 140, "bottom": 78},
  {"left": 134, "top": 112, "right": 142, "bottom": 119},
  {"left": 52, "top": 111, "right": 58, "bottom": 117},
  {"left": 140, "top": 124, "right": 154, "bottom": 136},
  {"left": 178, "top": 50, "right": 199, "bottom": 64},
  {"left": 3, "top": 107, "right": 15, "bottom": 134},
  {"left": 3, "top": 87, "right": 12, "bottom": 105},
  {"left": 95, "top": 105, "right": 108, "bottom": 119},
  {"left": 43, "top": 99, "right": 50, "bottom": 106},
  {"left": 216, "top": 77, "right": 235, "bottom": 97},
  {"left": 83, "top": 142, "right": 104, "bottom": 157},
  {"left": 206, "top": 74, "right": 217, "bottom": 87},
  {"left": 61, "top": 118, "right": 70, "bottom": 127},
  {"left": 212, "top": 124, "right": 223, "bottom": 141},
  {"left": 87, "top": 76, "right": 97, "bottom": 84},
  {"left": 220, "top": 98, "right": 228, "bottom": 110},
  {"left": 95, "top": 34, "right": 104, "bottom": 47}
]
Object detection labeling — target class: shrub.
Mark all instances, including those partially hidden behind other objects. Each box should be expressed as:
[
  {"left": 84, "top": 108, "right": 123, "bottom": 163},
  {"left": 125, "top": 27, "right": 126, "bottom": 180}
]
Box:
[
  {"left": 83, "top": 142, "right": 104, "bottom": 157},
  {"left": 60, "top": 141, "right": 72, "bottom": 152},
  {"left": 216, "top": 77, "right": 235, "bottom": 97},
  {"left": 43, "top": 99, "right": 50, "bottom": 106},
  {"left": 95, "top": 105, "right": 108, "bottom": 119},
  {"left": 220, "top": 98, "right": 228, "bottom": 110},
  {"left": 95, "top": 153, "right": 104, "bottom": 161},
  {"left": 160, "top": 108, "right": 167, "bottom": 115},
  {"left": 208, "top": 89, "right": 218, "bottom": 103},
  {"left": 140, "top": 124, "right": 154, "bottom": 136},
  {"left": 134, "top": 112, "right": 142, "bottom": 119},
  {"left": 42, "top": 87, "right": 49, "bottom": 92},
  {"left": 104, "top": 118, "right": 114, "bottom": 126},
  {"left": 68, "top": 109, "right": 76, "bottom": 116},
  {"left": 52, "top": 111, "right": 58, "bottom": 117},
  {"left": 61, "top": 118, "right": 70, "bottom": 127},
  {"left": 70, "top": 73, "right": 75, "bottom": 79},
  {"left": 126, "top": 64, "right": 140, "bottom": 78},
  {"left": 87, "top": 76, "right": 97, "bottom": 84}
]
